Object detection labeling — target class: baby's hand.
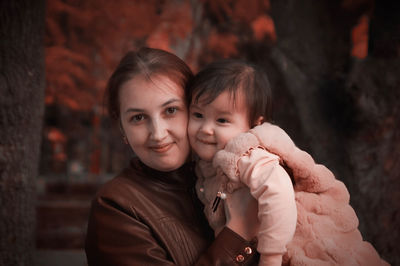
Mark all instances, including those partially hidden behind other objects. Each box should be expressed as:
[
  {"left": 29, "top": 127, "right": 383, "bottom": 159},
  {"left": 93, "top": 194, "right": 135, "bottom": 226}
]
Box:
[{"left": 224, "top": 187, "right": 259, "bottom": 241}]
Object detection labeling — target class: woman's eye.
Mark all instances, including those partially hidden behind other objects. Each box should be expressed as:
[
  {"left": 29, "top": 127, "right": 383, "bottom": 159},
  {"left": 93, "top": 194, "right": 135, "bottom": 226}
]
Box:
[
  {"left": 192, "top": 112, "right": 203, "bottom": 119},
  {"left": 166, "top": 107, "right": 177, "bottom": 115},
  {"left": 217, "top": 118, "right": 229, "bottom": 124},
  {"left": 131, "top": 114, "right": 145, "bottom": 122}
]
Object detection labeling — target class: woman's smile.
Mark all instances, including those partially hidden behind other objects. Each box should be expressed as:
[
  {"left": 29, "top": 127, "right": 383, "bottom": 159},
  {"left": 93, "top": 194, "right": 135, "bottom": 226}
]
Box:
[{"left": 149, "top": 142, "right": 174, "bottom": 153}]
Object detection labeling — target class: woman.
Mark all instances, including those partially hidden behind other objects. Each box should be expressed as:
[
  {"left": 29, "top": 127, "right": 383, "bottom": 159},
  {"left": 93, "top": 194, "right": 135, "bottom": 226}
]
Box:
[{"left": 85, "top": 47, "right": 259, "bottom": 265}]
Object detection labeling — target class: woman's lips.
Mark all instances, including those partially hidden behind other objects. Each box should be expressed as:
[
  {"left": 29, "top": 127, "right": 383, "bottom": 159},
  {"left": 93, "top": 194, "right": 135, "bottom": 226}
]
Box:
[{"left": 150, "top": 143, "right": 173, "bottom": 153}]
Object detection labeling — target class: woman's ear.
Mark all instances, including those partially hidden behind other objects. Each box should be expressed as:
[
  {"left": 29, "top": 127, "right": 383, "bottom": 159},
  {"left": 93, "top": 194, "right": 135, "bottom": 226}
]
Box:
[{"left": 254, "top": 116, "right": 264, "bottom": 126}]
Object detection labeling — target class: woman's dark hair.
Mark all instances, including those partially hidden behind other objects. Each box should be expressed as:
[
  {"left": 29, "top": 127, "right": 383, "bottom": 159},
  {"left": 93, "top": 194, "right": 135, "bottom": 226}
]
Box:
[
  {"left": 106, "top": 47, "right": 193, "bottom": 120},
  {"left": 186, "top": 59, "right": 273, "bottom": 126}
]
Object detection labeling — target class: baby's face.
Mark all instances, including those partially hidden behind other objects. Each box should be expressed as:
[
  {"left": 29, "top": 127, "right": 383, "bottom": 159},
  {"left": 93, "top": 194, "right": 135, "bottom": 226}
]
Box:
[{"left": 188, "top": 90, "right": 250, "bottom": 161}]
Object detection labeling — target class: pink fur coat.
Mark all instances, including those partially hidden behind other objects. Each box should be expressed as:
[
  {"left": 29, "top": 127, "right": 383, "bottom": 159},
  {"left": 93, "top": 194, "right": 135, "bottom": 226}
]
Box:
[{"left": 213, "top": 122, "right": 389, "bottom": 266}]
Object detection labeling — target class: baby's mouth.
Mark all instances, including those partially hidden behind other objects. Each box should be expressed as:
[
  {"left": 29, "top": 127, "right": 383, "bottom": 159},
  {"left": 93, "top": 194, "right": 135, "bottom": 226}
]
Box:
[{"left": 198, "top": 139, "right": 216, "bottom": 145}]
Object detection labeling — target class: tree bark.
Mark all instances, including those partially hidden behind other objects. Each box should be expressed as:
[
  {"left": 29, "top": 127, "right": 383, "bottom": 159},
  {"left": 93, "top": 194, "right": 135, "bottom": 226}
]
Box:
[
  {"left": 346, "top": 57, "right": 400, "bottom": 266},
  {"left": 0, "top": 0, "right": 45, "bottom": 265},
  {"left": 269, "top": 0, "right": 358, "bottom": 180},
  {"left": 346, "top": 0, "right": 400, "bottom": 264},
  {"left": 269, "top": 0, "right": 400, "bottom": 264}
]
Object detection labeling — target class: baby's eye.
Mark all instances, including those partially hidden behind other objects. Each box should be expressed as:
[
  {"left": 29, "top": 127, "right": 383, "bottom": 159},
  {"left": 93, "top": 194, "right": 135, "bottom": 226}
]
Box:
[
  {"left": 131, "top": 114, "right": 145, "bottom": 123},
  {"left": 192, "top": 112, "right": 203, "bottom": 119},
  {"left": 217, "top": 118, "right": 229, "bottom": 124},
  {"left": 166, "top": 107, "right": 177, "bottom": 115}
]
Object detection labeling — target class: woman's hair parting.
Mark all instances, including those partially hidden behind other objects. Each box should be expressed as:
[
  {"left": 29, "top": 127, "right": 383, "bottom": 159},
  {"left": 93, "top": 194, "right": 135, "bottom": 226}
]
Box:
[
  {"left": 186, "top": 59, "right": 273, "bottom": 126},
  {"left": 105, "top": 47, "right": 193, "bottom": 120}
]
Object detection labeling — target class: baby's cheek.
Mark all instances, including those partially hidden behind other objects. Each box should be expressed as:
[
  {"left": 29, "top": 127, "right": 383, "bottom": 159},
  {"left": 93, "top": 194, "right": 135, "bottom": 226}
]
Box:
[
  {"left": 187, "top": 126, "right": 197, "bottom": 145},
  {"left": 217, "top": 130, "right": 242, "bottom": 150},
  {"left": 216, "top": 140, "right": 228, "bottom": 150},
  {"left": 218, "top": 130, "right": 235, "bottom": 148},
  {"left": 187, "top": 123, "right": 195, "bottom": 139}
]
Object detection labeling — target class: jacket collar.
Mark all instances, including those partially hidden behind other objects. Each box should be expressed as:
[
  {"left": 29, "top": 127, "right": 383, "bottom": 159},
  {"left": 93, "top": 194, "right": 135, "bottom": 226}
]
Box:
[{"left": 128, "top": 157, "right": 196, "bottom": 190}]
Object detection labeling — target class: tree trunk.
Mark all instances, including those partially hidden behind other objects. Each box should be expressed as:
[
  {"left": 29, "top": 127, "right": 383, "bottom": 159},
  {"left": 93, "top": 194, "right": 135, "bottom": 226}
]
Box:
[
  {"left": 346, "top": 0, "right": 400, "bottom": 264},
  {"left": 269, "top": 0, "right": 400, "bottom": 264},
  {"left": 269, "top": 0, "right": 359, "bottom": 181},
  {"left": 0, "top": 0, "right": 45, "bottom": 265}
]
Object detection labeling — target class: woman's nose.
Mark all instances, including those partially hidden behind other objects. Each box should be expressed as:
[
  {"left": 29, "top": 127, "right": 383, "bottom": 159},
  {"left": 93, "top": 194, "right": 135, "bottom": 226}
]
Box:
[{"left": 149, "top": 119, "right": 168, "bottom": 141}]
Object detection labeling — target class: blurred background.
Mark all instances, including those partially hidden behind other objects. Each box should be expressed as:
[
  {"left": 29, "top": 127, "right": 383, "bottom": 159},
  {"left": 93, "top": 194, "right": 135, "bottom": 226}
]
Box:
[{"left": 1, "top": 0, "right": 399, "bottom": 265}]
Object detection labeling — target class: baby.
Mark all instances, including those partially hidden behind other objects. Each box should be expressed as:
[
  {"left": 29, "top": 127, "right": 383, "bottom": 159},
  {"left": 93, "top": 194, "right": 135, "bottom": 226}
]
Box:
[{"left": 187, "top": 59, "right": 297, "bottom": 266}]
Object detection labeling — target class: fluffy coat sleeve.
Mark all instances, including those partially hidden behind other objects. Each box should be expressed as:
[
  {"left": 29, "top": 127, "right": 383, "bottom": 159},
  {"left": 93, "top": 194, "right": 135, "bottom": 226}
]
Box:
[{"left": 213, "top": 122, "right": 389, "bottom": 266}]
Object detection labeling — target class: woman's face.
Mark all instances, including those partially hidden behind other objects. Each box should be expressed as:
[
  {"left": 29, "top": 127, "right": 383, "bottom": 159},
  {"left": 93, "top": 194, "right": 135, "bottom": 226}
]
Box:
[{"left": 119, "top": 74, "right": 190, "bottom": 171}]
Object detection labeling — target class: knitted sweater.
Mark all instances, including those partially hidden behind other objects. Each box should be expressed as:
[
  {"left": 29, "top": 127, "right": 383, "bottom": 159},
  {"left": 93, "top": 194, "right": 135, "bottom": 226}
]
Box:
[{"left": 211, "top": 122, "right": 389, "bottom": 266}]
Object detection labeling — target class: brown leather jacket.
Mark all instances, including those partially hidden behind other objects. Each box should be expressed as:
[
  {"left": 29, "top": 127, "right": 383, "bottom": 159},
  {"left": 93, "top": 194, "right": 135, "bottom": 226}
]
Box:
[{"left": 85, "top": 158, "right": 259, "bottom": 265}]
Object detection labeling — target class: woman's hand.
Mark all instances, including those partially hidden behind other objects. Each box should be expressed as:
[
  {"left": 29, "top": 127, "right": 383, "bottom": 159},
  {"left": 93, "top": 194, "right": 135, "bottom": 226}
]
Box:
[{"left": 224, "top": 187, "right": 259, "bottom": 241}]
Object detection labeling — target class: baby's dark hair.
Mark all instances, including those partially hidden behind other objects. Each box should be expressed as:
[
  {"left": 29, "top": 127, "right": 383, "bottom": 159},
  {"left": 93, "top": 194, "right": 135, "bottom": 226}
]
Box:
[{"left": 186, "top": 59, "right": 273, "bottom": 127}]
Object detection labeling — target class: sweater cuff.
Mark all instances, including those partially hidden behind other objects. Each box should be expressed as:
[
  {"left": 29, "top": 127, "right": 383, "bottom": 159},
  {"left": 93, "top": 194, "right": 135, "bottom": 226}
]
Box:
[{"left": 259, "top": 254, "right": 282, "bottom": 266}]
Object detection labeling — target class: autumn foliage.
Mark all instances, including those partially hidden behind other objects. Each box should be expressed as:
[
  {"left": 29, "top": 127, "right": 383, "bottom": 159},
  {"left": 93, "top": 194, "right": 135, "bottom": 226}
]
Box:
[
  {"left": 40, "top": 1, "right": 400, "bottom": 264},
  {"left": 44, "top": 0, "right": 369, "bottom": 174}
]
